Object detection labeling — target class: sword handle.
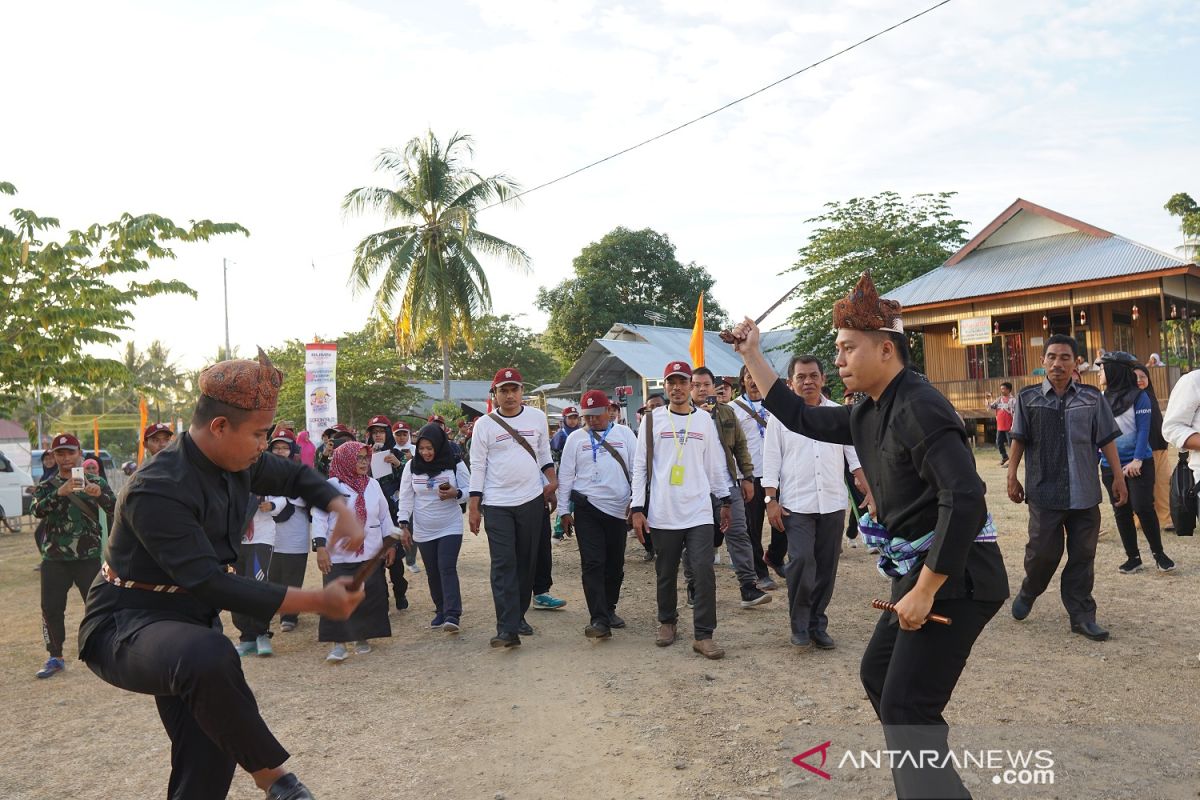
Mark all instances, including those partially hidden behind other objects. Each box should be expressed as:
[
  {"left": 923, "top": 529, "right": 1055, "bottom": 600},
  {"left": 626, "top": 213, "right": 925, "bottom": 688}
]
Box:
[{"left": 871, "top": 598, "right": 952, "bottom": 626}]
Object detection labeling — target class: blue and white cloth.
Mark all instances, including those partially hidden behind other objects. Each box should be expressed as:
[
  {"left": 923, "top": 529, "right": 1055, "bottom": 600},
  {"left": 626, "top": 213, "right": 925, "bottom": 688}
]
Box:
[{"left": 858, "top": 513, "right": 998, "bottom": 579}]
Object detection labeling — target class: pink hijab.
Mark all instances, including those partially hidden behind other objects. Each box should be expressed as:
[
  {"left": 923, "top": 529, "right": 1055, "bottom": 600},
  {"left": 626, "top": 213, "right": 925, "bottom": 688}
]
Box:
[{"left": 328, "top": 441, "right": 370, "bottom": 525}]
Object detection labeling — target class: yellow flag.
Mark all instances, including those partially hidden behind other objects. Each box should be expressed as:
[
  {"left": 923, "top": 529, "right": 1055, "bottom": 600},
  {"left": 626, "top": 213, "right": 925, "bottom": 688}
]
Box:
[{"left": 689, "top": 294, "right": 705, "bottom": 368}]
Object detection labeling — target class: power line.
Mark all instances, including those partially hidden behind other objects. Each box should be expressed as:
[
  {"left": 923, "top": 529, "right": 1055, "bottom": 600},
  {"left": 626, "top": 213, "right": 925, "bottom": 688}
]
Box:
[{"left": 477, "top": 0, "right": 956, "bottom": 214}]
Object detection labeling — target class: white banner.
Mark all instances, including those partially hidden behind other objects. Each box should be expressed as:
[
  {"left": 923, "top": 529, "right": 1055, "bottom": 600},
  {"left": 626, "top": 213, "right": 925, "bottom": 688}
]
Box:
[{"left": 305, "top": 342, "right": 338, "bottom": 440}]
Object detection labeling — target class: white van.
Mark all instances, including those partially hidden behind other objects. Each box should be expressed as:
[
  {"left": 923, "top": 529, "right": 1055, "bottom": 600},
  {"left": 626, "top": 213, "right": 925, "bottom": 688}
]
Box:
[{"left": 0, "top": 450, "right": 33, "bottom": 532}]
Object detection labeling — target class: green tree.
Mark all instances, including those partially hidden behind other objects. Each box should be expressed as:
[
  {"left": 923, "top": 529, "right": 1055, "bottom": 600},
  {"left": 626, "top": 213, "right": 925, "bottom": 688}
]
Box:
[
  {"left": 404, "top": 314, "right": 559, "bottom": 386},
  {"left": 1166, "top": 192, "right": 1200, "bottom": 259},
  {"left": 343, "top": 132, "right": 531, "bottom": 402},
  {"left": 0, "top": 180, "right": 247, "bottom": 427},
  {"left": 783, "top": 191, "right": 968, "bottom": 394},
  {"left": 536, "top": 227, "right": 728, "bottom": 368}
]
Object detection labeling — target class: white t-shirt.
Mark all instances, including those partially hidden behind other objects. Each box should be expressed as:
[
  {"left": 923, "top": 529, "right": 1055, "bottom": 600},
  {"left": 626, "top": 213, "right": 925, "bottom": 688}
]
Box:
[
  {"left": 272, "top": 497, "right": 310, "bottom": 555},
  {"left": 396, "top": 460, "right": 471, "bottom": 542},
  {"left": 242, "top": 496, "right": 284, "bottom": 548},
  {"left": 311, "top": 477, "right": 392, "bottom": 564},
  {"left": 468, "top": 407, "right": 553, "bottom": 507},
  {"left": 730, "top": 397, "right": 771, "bottom": 477},
  {"left": 762, "top": 396, "right": 862, "bottom": 514},
  {"left": 631, "top": 407, "right": 731, "bottom": 530},
  {"left": 556, "top": 422, "right": 639, "bottom": 521}
]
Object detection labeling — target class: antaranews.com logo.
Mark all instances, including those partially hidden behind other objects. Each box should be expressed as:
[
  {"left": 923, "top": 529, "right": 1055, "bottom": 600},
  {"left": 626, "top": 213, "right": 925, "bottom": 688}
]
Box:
[{"left": 794, "top": 741, "right": 1055, "bottom": 786}]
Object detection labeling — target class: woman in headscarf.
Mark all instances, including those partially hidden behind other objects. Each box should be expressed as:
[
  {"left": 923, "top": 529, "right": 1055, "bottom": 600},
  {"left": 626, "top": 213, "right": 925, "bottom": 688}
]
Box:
[
  {"left": 1133, "top": 364, "right": 1173, "bottom": 533},
  {"left": 311, "top": 441, "right": 395, "bottom": 662},
  {"left": 396, "top": 423, "right": 471, "bottom": 633},
  {"left": 1099, "top": 352, "right": 1175, "bottom": 573}
]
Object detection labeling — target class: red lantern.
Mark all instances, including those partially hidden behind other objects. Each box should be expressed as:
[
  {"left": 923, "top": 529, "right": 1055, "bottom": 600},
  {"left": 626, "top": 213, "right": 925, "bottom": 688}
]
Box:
[
  {"left": 1079, "top": 309, "right": 1087, "bottom": 326},
  {"left": 1041, "top": 315, "right": 1048, "bottom": 330},
  {"left": 1131, "top": 304, "right": 1139, "bottom": 322}
]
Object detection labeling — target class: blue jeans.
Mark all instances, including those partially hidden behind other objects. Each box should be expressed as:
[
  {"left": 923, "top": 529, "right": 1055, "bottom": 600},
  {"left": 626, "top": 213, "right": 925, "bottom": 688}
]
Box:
[{"left": 417, "top": 535, "right": 463, "bottom": 618}]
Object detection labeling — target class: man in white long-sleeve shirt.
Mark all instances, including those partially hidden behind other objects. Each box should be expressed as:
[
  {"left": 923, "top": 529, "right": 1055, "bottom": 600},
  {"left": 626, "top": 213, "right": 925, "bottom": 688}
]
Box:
[
  {"left": 1162, "top": 368, "right": 1200, "bottom": 662},
  {"left": 468, "top": 367, "right": 559, "bottom": 648},
  {"left": 558, "top": 389, "right": 639, "bottom": 639},
  {"left": 631, "top": 361, "right": 732, "bottom": 660},
  {"left": 763, "top": 354, "right": 864, "bottom": 649}
]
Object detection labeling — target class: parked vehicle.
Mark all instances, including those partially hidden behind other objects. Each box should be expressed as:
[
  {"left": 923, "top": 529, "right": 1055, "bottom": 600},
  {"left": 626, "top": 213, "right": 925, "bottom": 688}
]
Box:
[{"left": 0, "top": 450, "right": 33, "bottom": 532}]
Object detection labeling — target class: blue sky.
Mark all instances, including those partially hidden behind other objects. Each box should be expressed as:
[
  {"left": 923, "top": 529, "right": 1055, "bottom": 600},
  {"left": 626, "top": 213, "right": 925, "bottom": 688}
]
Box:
[{"left": 3, "top": 0, "right": 1197, "bottom": 369}]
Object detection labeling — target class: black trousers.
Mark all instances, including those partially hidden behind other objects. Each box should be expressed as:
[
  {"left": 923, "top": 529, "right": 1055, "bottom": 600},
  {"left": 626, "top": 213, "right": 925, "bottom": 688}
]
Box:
[
  {"left": 1102, "top": 465, "right": 1165, "bottom": 560},
  {"left": 996, "top": 430, "right": 1010, "bottom": 461},
  {"left": 845, "top": 466, "right": 865, "bottom": 539},
  {"left": 267, "top": 552, "right": 308, "bottom": 626},
  {"left": 86, "top": 619, "right": 289, "bottom": 800},
  {"left": 573, "top": 499, "right": 627, "bottom": 626},
  {"left": 40, "top": 558, "right": 99, "bottom": 658},
  {"left": 385, "top": 544, "right": 409, "bottom": 609},
  {"left": 534, "top": 502, "right": 554, "bottom": 596},
  {"left": 484, "top": 496, "right": 544, "bottom": 636},
  {"left": 652, "top": 524, "right": 717, "bottom": 639},
  {"left": 1019, "top": 504, "right": 1100, "bottom": 624},
  {"left": 746, "top": 478, "right": 786, "bottom": 578},
  {"left": 861, "top": 597, "right": 1002, "bottom": 799}
]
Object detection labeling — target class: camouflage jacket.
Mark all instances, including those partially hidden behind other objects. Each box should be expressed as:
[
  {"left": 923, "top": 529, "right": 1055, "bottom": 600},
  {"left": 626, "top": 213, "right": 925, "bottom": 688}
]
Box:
[
  {"left": 710, "top": 403, "right": 755, "bottom": 484},
  {"left": 31, "top": 474, "right": 117, "bottom": 561}
]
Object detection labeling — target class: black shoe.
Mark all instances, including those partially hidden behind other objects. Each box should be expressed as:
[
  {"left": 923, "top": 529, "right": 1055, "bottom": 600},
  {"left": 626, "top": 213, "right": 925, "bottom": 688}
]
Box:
[
  {"left": 1011, "top": 595, "right": 1033, "bottom": 621},
  {"left": 1071, "top": 621, "right": 1110, "bottom": 641},
  {"left": 585, "top": 623, "right": 613, "bottom": 639},
  {"left": 1118, "top": 556, "right": 1142, "bottom": 574},
  {"left": 790, "top": 632, "right": 811, "bottom": 648},
  {"left": 685, "top": 583, "right": 695, "bottom": 608},
  {"left": 642, "top": 549, "right": 655, "bottom": 562},
  {"left": 395, "top": 595, "right": 409, "bottom": 611},
  {"left": 518, "top": 619, "right": 534, "bottom": 636},
  {"left": 739, "top": 584, "right": 771, "bottom": 608},
  {"left": 1154, "top": 552, "right": 1177, "bottom": 572},
  {"left": 607, "top": 612, "right": 626, "bottom": 629},
  {"left": 809, "top": 630, "right": 835, "bottom": 650},
  {"left": 267, "top": 773, "right": 315, "bottom": 800},
  {"left": 489, "top": 633, "right": 521, "bottom": 648}
]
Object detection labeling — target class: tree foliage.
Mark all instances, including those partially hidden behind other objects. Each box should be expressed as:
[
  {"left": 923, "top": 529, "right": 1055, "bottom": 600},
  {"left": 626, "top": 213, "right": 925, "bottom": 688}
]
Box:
[
  {"left": 0, "top": 180, "right": 247, "bottom": 416},
  {"left": 343, "top": 132, "right": 530, "bottom": 401},
  {"left": 1165, "top": 192, "right": 1200, "bottom": 244},
  {"left": 783, "top": 191, "right": 968, "bottom": 393},
  {"left": 403, "top": 314, "right": 559, "bottom": 386},
  {"left": 536, "top": 227, "right": 728, "bottom": 369}
]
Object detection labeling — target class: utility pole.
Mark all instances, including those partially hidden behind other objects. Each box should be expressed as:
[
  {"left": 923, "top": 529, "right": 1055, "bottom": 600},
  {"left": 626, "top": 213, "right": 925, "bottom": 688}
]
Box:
[{"left": 223, "top": 257, "right": 231, "bottom": 358}]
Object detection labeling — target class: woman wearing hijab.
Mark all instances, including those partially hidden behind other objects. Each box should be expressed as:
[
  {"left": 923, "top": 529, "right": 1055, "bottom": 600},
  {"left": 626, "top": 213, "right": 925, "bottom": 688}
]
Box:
[
  {"left": 1133, "top": 364, "right": 1173, "bottom": 532},
  {"left": 396, "top": 423, "right": 471, "bottom": 632},
  {"left": 312, "top": 441, "right": 396, "bottom": 662},
  {"left": 1099, "top": 352, "right": 1176, "bottom": 573}
]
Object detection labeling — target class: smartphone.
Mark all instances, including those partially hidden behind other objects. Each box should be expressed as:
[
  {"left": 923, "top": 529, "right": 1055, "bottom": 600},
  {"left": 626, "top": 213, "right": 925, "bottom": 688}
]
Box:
[
  {"left": 706, "top": 395, "right": 717, "bottom": 407},
  {"left": 71, "top": 466, "right": 86, "bottom": 492}
]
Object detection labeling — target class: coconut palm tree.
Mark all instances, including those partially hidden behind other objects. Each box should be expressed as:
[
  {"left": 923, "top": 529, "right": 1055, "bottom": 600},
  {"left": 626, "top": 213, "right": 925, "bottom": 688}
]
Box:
[{"left": 343, "top": 131, "right": 530, "bottom": 401}]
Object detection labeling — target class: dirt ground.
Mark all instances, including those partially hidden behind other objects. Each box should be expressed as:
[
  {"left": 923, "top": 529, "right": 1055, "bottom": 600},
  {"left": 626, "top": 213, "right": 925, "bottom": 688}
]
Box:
[{"left": 2, "top": 451, "right": 1199, "bottom": 800}]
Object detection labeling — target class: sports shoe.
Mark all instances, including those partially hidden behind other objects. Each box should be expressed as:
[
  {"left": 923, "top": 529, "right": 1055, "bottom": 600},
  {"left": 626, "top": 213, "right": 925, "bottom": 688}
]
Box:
[
  {"left": 406, "top": 561, "right": 421, "bottom": 574},
  {"left": 256, "top": 634, "right": 273, "bottom": 657},
  {"left": 430, "top": 613, "right": 446, "bottom": 630},
  {"left": 762, "top": 552, "right": 786, "bottom": 579},
  {"left": 518, "top": 618, "right": 534, "bottom": 636},
  {"left": 326, "top": 643, "right": 349, "bottom": 662},
  {"left": 235, "top": 641, "right": 257, "bottom": 657},
  {"left": 1154, "top": 552, "right": 1177, "bottom": 572},
  {"left": 1118, "top": 557, "right": 1143, "bottom": 574},
  {"left": 443, "top": 617, "right": 460, "bottom": 633},
  {"left": 533, "top": 593, "right": 566, "bottom": 610},
  {"left": 810, "top": 630, "right": 836, "bottom": 650},
  {"left": 279, "top": 620, "right": 296, "bottom": 633},
  {"left": 685, "top": 582, "right": 695, "bottom": 608},
  {"left": 266, "top": 772, "right": 315, "bottom": 800},
  {"left": 354, "top": 641, "right": 371, "bottom": 655},
  {"left": 739, "top": 584, "right": 772, "bottom": 608},
  {"left": 35, "top": 657, "right": 65, "bottom": 679}
]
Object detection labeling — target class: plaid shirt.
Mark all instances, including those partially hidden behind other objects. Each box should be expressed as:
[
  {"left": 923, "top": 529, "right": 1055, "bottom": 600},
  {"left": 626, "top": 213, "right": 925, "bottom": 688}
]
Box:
[{"left": 858, "top": 513, "right": 998, "bottom": 579}]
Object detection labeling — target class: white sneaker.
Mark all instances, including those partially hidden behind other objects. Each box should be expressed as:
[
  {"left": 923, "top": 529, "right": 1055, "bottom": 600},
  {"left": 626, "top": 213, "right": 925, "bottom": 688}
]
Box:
[
  {"left": 255, "top": 634, "right": 273, "bottom": 657},
  {"left": 713, "top": 552, "right": 721, "bottom": 565},
  {"left": 406, "top": 561, "right": 421, "bottom": 574},
  {"left": 326, "top": 643, "right": 349, "bottom": 662},
  {"left": 354, "top": 640, "right": 372, "bottom": 655}
]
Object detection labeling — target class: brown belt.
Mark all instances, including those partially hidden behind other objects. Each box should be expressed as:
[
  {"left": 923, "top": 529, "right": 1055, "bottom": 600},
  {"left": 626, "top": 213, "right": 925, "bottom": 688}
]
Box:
[{"left": 101, "top": 562, "right": 188, "bottom": 594}]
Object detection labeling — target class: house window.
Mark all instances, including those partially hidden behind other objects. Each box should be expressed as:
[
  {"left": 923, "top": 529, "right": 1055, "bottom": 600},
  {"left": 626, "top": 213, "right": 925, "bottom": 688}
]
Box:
[
  {"left": 1046, "top": 312, "right": 1088, "bottom": 363},
  {"left": 1111, "top": 312, "right": 1134, "bottom": 355},
  {"left": 967, "top": 344, "right": 986, "bottom": 379},
  {"left": 965, "top": 318, "right": 1026, "bottom": 378}
]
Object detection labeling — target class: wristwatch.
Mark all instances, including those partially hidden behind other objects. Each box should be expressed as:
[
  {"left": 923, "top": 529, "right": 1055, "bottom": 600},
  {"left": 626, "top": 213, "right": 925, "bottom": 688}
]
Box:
[{"left": 764, "top": 495, "right": 776, "bottom": 504}]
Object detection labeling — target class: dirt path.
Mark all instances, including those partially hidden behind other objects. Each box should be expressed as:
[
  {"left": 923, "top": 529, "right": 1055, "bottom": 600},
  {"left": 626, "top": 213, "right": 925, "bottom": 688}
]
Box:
[{"left": 2, "top": 453, "right": 1199, "bottom": 799}]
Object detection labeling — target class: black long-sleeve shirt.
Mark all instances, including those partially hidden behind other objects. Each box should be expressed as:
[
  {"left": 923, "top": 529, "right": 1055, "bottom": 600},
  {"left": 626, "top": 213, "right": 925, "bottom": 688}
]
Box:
[
  {"left": 79, "top": 433, "right": 341, "bottom": 657},
  {"left": 763, "top": 369, "right": 1008, "bottom": 602}
]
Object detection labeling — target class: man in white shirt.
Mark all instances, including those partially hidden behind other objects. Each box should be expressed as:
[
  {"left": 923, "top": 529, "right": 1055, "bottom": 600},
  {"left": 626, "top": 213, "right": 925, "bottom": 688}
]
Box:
[
  {"left": 731, "top": 365, "right": 788, "bottom": 590},
  {"left": 763, "top": 354, "right": 864, "bottom": 650},
  {"left": 558, "top": 389, "right": 639, "bottom": 639},
  {"left": 631, "top": 361, "right": 732, "bottom": 660},
  {"left": 468, "top": 367, "right": 559, "bottom": 648}
]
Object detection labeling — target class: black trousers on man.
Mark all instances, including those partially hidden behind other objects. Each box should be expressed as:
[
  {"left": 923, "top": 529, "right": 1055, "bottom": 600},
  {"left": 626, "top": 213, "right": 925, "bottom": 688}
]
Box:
[
  {"left": 746, "top": 478, "right": 786, "bottom": 578},
  {"left": 1017, "top": 505, "right": 1100, "bottom": 624},
  {"left": 534, "top": 503, "right": 555, "bottom": 596},
  {"left": 86, "top": 618, "right": 289, "bottom": 800},
  {"left": 41, "top": 558, "right": 100, "bottom": 658},
  {"left": 861, "top": 596, "right": 1002, "bottom": 799},
  {"left": 573, "top": 498, "right": 627, "bottom": 627},
  {"left": 484, "top": 496, "right": 544, "bottom": 636}
]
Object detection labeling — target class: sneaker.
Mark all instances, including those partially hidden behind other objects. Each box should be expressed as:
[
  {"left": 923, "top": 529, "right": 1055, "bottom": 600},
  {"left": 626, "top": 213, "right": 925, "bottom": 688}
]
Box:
[
  {"left": 758, "top": 577, "right": 778, "bottom": 591},
  {"left": 325, "top": 644, "right": 349, "bottom": 663},
  {"left": 713, "top": 551, "right": 722, "bottom": 566},
  {"left": 35, "top": 657, "right": 65, "bottom": 679},
  {"left": 430, "top": 613, "right": 446, "bottom": 630},
  {"left": 354, "top": 641, "right": 371, "bottom": 655},
  {"left": 443, "top": 617, "right": 460, "bottom": 633},
  {"left": 762, "top": 552, "right": 786, "bottom": 579},
  {"left": 256, "top": 634, "right": 273, "bottom": 657},
  {"left": 406, "top": 561, "right": 420, "bottom": 574},
  {"left": 1154, "top": 553, "right": 1177, "bottom": 572},
  {"left": 685, "top": 582, "right": 695, "bottom": 608},
  {"left": 533, "top": 593, "right": 566, "bottom": 610},
  {"left": 740, "top": 584, "right": 772, "bottom": 608},
  {"left": 395, "top": 595, "right": 409, "bottom": 611},
  {"left": 235, "top": 641, "right": 257, "bottom": 657},
  {"left": 999, "top": 459, "right": 1009, "bottom": 467},
  {"left": 1118, "top": 557, "right": 1143, "bottom": 574},
  {"left": 279, "top": 620, "right": 296, "bottom": 633}
]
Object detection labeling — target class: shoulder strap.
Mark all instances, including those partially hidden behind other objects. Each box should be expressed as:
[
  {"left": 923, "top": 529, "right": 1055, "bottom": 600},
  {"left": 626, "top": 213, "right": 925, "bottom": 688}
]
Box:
[
  {"left": 54, "top": 476, "right": 101, "bottom": 525},
  {"left": 644, "top": 410, "right": 654, "bottom": 497},
  {"left": 734, "top": 398, "right": 768, "bottom": 428},
  {"left": 489, "top": 411, "right": 539, "bottom": 464},
  {"left": 589, "top": 428, "right": 630, "bottom": 483}
]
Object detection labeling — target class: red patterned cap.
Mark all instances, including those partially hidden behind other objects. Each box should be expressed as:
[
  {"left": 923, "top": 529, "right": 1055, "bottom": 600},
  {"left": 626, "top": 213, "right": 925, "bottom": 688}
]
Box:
[
  {"left": 270, "top": 428, "right": 296, "bottom": 444},
  {"left": 492, "top": 367, "right": 523, "bottom": 389},
  {"left": 367, "top": 415, "right": 391, "bottom": 429},
  {"left": 579, "top": 390, "right": 610, "bottom": 416},
  {"left": 562, "top": 406, "right": 579, "bottom": 417},
  {"left": 392, "top": 421, "right": 411, "bottom": 433},
  {"left": 50, "top": 433, "right": 80, "bottom": 451}
]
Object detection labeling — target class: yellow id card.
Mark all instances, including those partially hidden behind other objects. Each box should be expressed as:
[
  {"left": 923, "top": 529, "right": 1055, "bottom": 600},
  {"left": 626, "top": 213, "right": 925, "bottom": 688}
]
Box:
[{"left": 670, "top": 465, "right": 685, "bottom": 486}]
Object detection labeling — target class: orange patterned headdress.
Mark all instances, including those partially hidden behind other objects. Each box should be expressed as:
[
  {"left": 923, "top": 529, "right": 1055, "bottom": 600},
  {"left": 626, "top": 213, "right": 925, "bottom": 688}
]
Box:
[
  {"left": 831, "top": 272, "right": 903, "bottom": 334},
  {"left": 199, "top": 347, "right": 283, "bottom": 410}
]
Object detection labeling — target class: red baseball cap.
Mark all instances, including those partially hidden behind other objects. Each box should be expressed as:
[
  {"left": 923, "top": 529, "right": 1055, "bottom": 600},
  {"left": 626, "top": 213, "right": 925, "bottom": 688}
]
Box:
[
  {"left": 367, "top": 415, "right": 391, "bottom": 430},
  {"left": 492, "top": 367, "right": 523, "bottom": 389},
  {"left": 663, "top": 361, "right": 692, "bottom": 380},
  {"left": 328, "top": 423, "right": 353, "bottom": 437},
  {"left": 143, "top": 422, "right": 173, "bottom": 442},
  {"left": 579, "top": 390, "right": 610, "bottom": 416},
  {"left": 562, "top": 406, "right": 579, "bottom": 418},
  {"left": 270, "top": 428, "right": 296, "bottom": 444},
  {"left": 392, "top": 421, "right": 411, "bottom": 433},
  {"left": 428, "top": 414, "right": 445, "bottom": 425},
  {"left": 50, "top": 433, "right": 80, "bottom": 452},
  {"left": 718, "top": 375, "right": 736, "bottom": 388}
]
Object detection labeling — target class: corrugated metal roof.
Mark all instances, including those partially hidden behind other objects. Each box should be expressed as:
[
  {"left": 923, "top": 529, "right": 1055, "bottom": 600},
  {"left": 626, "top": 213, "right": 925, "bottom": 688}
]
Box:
[{"left": 887, "top": 233, "right": 1189, "bottom": 308}]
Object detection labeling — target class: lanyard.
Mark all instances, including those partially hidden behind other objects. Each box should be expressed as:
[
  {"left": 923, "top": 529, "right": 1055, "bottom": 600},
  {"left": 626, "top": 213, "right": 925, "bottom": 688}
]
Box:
[
  {"left": 747, "top": 397, "right": 767, "bottom": 438},
  {"left": 668, "top": 410, "right": 693, "bottom": 464},
  {"left": 589, "top": 423, "right": 613, "bottom": 463}
]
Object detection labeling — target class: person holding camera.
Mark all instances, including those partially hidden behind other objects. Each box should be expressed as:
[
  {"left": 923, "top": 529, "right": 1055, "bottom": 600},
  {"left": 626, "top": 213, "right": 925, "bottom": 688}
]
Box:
[{"left": 30, "top": 433, "right": 117, "bottom": 679}]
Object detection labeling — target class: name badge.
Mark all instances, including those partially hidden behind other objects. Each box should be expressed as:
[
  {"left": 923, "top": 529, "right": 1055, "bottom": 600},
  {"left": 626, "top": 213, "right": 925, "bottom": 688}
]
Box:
[{"left": 670, "top": 465, "right": 685, "bottom": 486}]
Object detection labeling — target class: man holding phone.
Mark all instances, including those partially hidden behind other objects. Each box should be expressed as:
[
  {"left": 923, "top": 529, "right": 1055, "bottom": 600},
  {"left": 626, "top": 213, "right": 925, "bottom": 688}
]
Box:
[{"left": 30, "top": 433, "right": 116, "bottom": 679}]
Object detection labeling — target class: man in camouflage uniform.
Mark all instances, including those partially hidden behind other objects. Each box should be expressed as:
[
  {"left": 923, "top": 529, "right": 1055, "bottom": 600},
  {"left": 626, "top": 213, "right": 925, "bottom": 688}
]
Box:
[{"left": 31, "top": 433, "right": 116, "bottom": 679}]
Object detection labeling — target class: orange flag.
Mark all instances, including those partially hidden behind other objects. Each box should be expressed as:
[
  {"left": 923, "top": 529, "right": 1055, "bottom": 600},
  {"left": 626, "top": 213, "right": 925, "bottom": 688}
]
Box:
[
  {"left": 137, "top": 396, "right": 149, "bottom": 464},
  {"left": 689, "top": 293, "right": 705, "bottom": 368}
]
